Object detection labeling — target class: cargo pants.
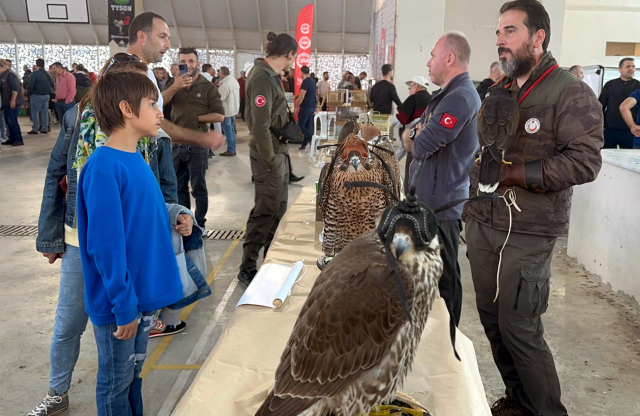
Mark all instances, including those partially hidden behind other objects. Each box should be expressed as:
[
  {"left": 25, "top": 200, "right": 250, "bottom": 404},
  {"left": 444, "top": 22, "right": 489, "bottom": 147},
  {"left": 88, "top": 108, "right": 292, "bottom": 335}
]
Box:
[
  {"left": 241, "top": 148, "right": 289, "bottom": 273},
  {"left": 465, "top": 218, "right": 568, "bottom": 416}
]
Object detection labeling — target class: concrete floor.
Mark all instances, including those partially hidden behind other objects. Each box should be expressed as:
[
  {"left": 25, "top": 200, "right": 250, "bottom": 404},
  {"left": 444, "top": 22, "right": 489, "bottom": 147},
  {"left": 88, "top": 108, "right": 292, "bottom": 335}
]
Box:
[{"left": 1, "top": 117, "right": 639, "bottom": 416}]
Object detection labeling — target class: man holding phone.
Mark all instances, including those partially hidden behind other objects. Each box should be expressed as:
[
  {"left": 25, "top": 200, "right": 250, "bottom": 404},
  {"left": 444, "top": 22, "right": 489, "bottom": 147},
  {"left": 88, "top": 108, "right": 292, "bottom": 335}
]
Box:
[
  {"left": 125, "top": 12, "right": 223, "bottom": 339},
  {"left": 166, "top": 47, "right": 225, "bottom": 231}
]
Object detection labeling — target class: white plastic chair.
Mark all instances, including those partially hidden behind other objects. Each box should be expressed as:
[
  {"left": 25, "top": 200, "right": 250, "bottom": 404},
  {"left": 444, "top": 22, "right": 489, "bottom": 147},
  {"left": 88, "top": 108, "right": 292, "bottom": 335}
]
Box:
[{"left": 310, "top": 112, "right": 337, "bottom": 158}]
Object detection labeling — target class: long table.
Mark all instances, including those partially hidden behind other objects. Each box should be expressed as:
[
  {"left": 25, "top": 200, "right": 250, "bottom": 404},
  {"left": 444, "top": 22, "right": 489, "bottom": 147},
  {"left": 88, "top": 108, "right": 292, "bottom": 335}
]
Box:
[{"left": 173, "top": 187, "right": 492, "bottom": 416}]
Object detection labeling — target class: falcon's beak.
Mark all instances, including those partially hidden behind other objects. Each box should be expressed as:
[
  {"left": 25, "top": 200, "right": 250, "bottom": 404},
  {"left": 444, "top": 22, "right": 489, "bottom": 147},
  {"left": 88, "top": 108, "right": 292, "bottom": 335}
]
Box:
[
  {"left": 349, "top": 155, "right": 361, "bottom": 170},
  {"left": 393, "top": 232, "right": 411, "bottom": 259}
]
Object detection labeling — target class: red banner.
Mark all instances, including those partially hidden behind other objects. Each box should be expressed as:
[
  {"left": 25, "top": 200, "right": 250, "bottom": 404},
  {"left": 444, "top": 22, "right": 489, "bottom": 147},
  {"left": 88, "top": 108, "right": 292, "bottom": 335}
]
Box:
[
  {"left": 295, "top": 4, "right": 314, "bottom": 95},
  {"left": 381, "top": 28, "right": 386, "bottom": 65}
]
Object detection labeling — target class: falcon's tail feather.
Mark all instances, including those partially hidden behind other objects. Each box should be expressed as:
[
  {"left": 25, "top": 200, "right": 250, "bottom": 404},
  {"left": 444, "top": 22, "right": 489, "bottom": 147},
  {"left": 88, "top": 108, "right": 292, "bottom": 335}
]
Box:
[{"left": 478, "top": 147, "right": 501, "bottom": 194}]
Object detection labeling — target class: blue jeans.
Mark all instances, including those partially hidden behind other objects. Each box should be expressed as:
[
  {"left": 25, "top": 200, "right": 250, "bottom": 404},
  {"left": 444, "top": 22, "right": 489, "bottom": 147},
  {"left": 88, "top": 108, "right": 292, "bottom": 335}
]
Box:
[
  {"left": 93, "top": 310, "right": 155, "bottom": 416},
  {"left": 221, "top": 116, "right": 236, "bottom": 154},
  {"left": 49, "top": 244, "right": 89, "bottom": 395},
  {"left": 634, "top": 137, "right": 640, "bottom": 149},
  {"left": 30, "top": 94, "right": 50, "bottom": 132},
  {"left": 3, "top": 106, "right": 23, "bottom": 144},
  {"left": 55, "top": 101, "right": 75, "bottom": 125},
  {"left": 298, "top": 107, "right": 315, "bottom": 147}
]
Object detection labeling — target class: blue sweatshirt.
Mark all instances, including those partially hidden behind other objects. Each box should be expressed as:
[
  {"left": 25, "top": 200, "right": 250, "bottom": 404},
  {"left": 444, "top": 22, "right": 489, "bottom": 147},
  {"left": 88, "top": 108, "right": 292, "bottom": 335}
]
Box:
[{"left": 77, "top": 146, "right": 183, "bottom": 326}]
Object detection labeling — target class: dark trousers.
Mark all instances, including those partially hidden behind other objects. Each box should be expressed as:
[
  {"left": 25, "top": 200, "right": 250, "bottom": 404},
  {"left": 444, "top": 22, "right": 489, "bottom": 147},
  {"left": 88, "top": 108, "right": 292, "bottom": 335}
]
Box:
[
  {"left": 404, "top": 151, "right": 413, "bottom": 194},
  {"left": 298, "top": 106, "right": 315, "bottom": 147},
  {"left": 55, "top": 101, "right": 75, "bottom": 125},
  {"left": 239, "top": 98, "right": 245, "bottom": 121},
  {"left": 241, "top": 148, "right": 289, "bottom": 273},
  {"left": 437, "top": 219, "right": 463, "bottom": 326},
  {"left": 173, "top": 145, "right": 209, "bottom": 228},
  {"left": 466, "top": 218, "right": 567, "bottom": 416},
  {"left": 604, "top": 127, "right": 634, "bottom": 149},
  {"left": 3, "top": 106, "right": 23, "bottom": 144}
]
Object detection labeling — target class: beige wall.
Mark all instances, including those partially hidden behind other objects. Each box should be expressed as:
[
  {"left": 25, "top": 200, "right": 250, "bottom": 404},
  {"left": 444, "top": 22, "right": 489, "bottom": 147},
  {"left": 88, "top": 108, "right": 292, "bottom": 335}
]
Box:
[
  {"left": 394, "top": 0, "right": 445, "bottom": 101},
  {"left": 560, "top": 7, "right": 640, "bottom": 68}
]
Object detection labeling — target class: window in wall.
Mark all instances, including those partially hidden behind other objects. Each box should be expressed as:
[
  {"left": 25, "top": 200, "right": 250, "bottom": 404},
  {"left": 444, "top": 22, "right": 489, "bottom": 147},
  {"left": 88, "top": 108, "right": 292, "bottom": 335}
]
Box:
[
  {"left": 208, "top": 49, "right": 235, "bottom": 76},
  {"left": 98, "top": 46, "right": 111, "bottom": 71},
  {"left": 71, "top": 45, "right": 99, "bottom": 74},
  {"left": 316, "top": 54, "right": 343, "bottom": 90},
  {"left": 45, "top": 44, "right": 71, "bottom": 69},
  {"left": 344, "top": 54, "right": 370, "bottom": 88},
  {"left": 17, "top": 44, "right": 43, "bottom": 78},
  {"left": 605, "top": 42, "right": 638, "bottom": 57},
  {"left": 0, "top": 43, "right": 16, "bottom": 70}
]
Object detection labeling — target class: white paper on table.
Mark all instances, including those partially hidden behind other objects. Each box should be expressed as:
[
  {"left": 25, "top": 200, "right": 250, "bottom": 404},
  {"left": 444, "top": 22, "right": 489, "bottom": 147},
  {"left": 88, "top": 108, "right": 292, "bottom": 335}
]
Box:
[{"left": 236, "top": 261, "right": 304, "bottom": 309}]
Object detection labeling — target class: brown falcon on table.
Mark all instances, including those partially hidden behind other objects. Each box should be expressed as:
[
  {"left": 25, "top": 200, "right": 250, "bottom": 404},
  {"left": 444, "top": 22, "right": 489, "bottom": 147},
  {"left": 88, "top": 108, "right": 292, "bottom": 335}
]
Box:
[{"left": 256, "top": 155, "right": 454, "bottom": 416}]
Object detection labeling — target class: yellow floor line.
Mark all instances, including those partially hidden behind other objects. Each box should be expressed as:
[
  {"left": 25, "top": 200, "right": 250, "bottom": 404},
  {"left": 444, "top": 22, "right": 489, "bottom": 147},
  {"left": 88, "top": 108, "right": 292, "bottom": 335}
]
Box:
[
  {"left": 140, "top": 236, "right": 242, "bottom": 380},
  {"left": 152, "top": 364, "right": 202, "bottom": 371}
]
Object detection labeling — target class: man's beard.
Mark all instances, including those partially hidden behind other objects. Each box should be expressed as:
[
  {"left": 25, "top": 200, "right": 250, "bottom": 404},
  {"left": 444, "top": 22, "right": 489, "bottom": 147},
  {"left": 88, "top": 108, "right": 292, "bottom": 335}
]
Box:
[{"left": 499, "top": 41, "right": 536, "bottom": 78}]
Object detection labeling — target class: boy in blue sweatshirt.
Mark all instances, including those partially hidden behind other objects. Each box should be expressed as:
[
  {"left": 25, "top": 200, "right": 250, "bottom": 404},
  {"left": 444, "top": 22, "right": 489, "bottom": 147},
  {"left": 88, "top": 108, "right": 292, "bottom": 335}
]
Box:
[{"left": 76, "top": 71, "right": 183, "bottom": 416}]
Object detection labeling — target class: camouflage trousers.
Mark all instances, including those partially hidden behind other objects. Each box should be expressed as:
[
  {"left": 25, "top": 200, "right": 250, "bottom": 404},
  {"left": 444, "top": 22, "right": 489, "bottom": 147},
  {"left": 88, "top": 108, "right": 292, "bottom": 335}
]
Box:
[{"left": 465, "top": 218, "right": 568, "bottom": 416}]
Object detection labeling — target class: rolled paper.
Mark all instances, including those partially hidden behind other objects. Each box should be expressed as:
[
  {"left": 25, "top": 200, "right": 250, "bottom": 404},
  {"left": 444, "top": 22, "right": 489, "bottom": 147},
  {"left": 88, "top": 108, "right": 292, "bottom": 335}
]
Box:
[{"left": 273, "top": 261, "right": 304, "bottom": 308}]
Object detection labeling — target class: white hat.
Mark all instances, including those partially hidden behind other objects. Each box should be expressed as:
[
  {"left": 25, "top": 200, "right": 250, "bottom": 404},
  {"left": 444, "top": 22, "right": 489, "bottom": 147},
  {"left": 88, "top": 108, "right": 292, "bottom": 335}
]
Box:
[{"left": 406, "top": 76, "right": 429, "bottom": 89}]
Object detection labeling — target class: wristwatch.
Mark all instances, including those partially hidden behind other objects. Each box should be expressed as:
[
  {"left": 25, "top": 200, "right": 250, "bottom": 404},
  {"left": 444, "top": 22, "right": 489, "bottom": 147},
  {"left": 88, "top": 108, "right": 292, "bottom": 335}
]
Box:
[{"left": 409, "top": 127, "right": 417, "bottom": 140}]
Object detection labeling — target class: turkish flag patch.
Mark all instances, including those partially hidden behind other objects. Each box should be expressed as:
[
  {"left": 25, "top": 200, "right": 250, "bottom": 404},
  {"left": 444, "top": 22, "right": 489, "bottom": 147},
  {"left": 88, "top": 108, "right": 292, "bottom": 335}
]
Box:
[
  {"left": 255, "top": 95, "right": 266, "bottom": 107},
  {"left": 440, "top": 113, "right": 457, "bottom": 129}
]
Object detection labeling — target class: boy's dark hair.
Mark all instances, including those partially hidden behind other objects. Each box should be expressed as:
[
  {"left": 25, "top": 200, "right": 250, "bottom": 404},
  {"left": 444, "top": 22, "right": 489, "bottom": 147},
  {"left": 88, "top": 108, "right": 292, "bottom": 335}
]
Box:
[
  {"left": 500, "top": 0, "right": 551, "bottom": 52},
  {"left": 301, "top": 65, "right": 310, "bottom": 75},
  {"left": 360, "top": 71, "right": 367, "bottom": 77},
  {"left": 265, "top": 31, "right": 297, "bottom": 58},
  {"left": 178, "top": 47, "right": 199, "bottom": 61},
  {"left": 36, "top": 58, "right": 45, "bottom": 68},
  {"left": 91, "top": 72, "right": 158, "bottom": 136},
  {"left": 323, "top": 71, "right": 329, "bottom": 76},
  {"left": 129, "top": 12, "right": 166, "bottom": 45},
  {"left": 202, "top": 63, "right": 212, "bottom": 72},
  {"left": 619, "top": 57, "right": 634, "bottom": 68},
  {"left": 381, "top": 64, "right": 393, "bottom": 76}
]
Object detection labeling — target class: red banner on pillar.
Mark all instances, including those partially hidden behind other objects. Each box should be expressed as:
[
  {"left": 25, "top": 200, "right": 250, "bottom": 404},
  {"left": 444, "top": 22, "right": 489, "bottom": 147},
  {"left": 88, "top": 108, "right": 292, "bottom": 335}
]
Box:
[
  {"left": 295, "top": 4, "right": 314, "bottom": 95},
  {"left": 381, "top": 29, "right": 386, "bottom": 64}
]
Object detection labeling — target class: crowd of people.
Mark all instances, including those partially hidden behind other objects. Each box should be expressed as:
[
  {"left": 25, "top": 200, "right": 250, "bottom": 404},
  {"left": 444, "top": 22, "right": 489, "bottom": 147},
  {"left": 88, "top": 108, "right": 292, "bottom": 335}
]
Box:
[{"left": 14, "top": 0, "right": 636, "bottom": 414}]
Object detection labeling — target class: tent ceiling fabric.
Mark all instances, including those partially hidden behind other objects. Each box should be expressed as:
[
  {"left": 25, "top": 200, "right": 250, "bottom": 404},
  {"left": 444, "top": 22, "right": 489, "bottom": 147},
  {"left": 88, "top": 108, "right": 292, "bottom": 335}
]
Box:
[{"left": 0, "top": 0, "right": 373, "bottom": 54}]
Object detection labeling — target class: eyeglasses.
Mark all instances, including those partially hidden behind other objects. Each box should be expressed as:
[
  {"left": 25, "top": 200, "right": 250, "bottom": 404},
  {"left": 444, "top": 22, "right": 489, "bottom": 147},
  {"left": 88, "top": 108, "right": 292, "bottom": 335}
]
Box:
[{"left": 104, "top": 53, "right": 142, "bottom": 75}]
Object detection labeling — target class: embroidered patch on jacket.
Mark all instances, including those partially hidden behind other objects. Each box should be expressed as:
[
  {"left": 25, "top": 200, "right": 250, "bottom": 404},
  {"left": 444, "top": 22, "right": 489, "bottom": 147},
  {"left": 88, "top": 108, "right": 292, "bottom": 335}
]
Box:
[
  {"left": 255, "top": 95, "right": 266, "bottom": 107},
  {"left": 440, "top": 113, "right": 457, "bottom": 129},
  {"left": 525, "top": 118, "right": 540, "bottom": 134}
]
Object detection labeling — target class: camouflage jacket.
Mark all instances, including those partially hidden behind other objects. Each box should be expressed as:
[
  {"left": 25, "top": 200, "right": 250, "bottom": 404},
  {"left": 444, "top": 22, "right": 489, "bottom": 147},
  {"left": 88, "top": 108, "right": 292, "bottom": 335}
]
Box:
[{"left": 463, "top": 52, "right": 604, "bottom": 237}]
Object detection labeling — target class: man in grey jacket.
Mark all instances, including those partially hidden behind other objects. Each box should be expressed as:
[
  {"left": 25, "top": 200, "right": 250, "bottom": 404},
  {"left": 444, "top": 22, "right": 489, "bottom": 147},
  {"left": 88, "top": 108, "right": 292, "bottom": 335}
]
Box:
[{"left": 402, "top": 32, "right": 480, "bottom": 326}]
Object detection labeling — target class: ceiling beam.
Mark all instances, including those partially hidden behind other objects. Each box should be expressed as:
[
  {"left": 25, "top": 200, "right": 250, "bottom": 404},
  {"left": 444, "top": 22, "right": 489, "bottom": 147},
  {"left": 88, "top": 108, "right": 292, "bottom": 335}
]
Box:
[
  {"left": 88, "top": 12, "right": 100, "bottom": 45},
  {"left": 62, "top": 24, "right": 73, "bottom": 44},
  {"left": 0, "top": 3, "right": 19, "bottom": 42},
  {"left": 255, "top": 0, "right": 263, "bottom": 52},
  {"left": 341, "top": 0, "right": 347, "bottom": 54},
  {"left": 166, "top": 0, "right": 182, "bottom": 48},
  {"left": 223, "top": 0, "right": 236, "bottom": 50},
  {"left": 195, "top": 0, "right": 209, "bottom": 49},
  {"left": 285, "top": 0, "right": 290, "bottom": 35}
]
